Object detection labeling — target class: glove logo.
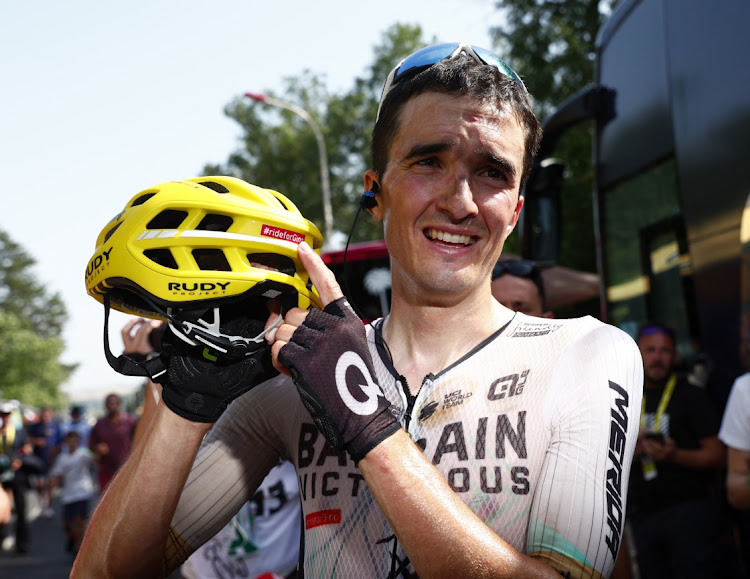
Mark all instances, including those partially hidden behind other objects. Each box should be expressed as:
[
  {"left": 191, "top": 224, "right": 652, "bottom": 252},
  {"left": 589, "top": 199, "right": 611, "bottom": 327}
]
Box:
[{"left": 335, "top": 351, "right": 383, "bottom": 416}]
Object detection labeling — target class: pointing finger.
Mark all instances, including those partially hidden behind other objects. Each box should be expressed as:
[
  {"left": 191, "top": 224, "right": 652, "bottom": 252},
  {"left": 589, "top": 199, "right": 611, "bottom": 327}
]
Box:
[{"left": 298, "top": 241, "right": 343, "bottom": 308}]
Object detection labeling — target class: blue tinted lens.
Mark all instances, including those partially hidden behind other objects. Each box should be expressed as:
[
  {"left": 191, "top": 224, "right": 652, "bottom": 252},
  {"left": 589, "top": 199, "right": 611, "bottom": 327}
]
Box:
[
  {"left": 394, "top": 43, "right": 460, "bottom": 80},
  {"left": 394, "top": 43, "right": 523, "bottom": 89},
  {"left": 472, "top": 45, "right": 523, "bottom": 85}
]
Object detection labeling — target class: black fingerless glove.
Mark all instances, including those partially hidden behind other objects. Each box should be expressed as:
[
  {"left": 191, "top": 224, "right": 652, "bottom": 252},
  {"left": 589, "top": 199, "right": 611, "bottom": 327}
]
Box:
[
  {"left": 278, "top": 297, "right": 400, "bottom": 463},
  {"left": 158, "top": 322, "right": 279, "bottom": 423}
]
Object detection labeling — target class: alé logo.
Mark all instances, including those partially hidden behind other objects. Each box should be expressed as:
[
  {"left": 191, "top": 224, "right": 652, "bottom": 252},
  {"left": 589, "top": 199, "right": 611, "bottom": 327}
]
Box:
[{"left": 335, "top": 351, "right": 383, "bottom": 415}]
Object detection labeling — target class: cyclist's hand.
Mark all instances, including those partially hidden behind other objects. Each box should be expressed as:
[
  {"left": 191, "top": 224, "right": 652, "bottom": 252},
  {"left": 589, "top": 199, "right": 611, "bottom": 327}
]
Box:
[{"left": 270, "top": 242, "right": 400, "bottom": 463}]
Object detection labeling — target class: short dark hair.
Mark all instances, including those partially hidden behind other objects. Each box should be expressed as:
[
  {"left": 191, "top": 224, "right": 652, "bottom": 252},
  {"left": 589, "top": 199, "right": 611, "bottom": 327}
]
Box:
[
  {"left": 492, "top": 259, "right": 546, "bottom": 309},
  {"left": 371, "top": 54, "right": 542, "bottom": 190},
  {"left": 637, "top": 323, "right": 676, "bottom": 344}
]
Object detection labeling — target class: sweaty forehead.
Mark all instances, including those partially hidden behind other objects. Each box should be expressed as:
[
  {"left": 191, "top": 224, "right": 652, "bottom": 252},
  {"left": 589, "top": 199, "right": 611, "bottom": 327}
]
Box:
[
  {"left": 406, "top": 92, "right": 513, "bottom": 128},
  {"left": 391, "top": 92, "right": 523, "bottom": 158}
]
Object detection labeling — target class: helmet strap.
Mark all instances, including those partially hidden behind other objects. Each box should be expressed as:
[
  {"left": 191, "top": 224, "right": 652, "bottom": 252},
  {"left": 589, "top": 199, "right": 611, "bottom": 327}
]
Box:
[{"left": 102, "top": 294, "right": 168, "bottom": 381}]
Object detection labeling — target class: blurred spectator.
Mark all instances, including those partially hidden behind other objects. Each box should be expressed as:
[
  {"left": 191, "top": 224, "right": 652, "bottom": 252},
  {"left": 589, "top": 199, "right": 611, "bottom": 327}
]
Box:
[
  {"left": 49, "top": 430, "right": 95, "bottom": 555},
  {"left": 89, "top": 393, "right": 136, "bottom": 494},
  {"left": 628, "top": 323, "right": 725, "bottom": 578},
  {"left": 490, "top": 259, "right": 554, "bottom": 318},
  {"left": 719, "top": 371, "right": 750, "bottom": 575},
  {"left": 61, "top": 406, "right": 91, "bottom": 450},
  {"left": 27, "top": 406, "right": 63, "bottom": 518},
  {"left": 0, "top": 401, "right": 44, "bottom": 554},
  {"left": 719, "top": 373, "right": 750, "bottom": 508}
]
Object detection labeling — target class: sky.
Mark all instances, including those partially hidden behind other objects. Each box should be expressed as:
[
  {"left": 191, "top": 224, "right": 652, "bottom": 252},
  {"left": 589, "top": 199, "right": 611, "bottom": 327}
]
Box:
[{"left": 0, "top": 0, "right": 500, "bottom": 400}]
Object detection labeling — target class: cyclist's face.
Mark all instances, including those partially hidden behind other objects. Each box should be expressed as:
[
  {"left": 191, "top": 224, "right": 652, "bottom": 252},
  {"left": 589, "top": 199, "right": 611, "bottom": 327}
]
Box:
[{"left": 367, "top": 92, "right": 524, "bottom": 302}]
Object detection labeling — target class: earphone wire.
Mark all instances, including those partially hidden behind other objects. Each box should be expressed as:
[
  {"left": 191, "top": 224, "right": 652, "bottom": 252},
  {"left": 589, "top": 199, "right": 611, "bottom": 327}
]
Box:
[{"left": 342, "top": 197, "right": 394, "bottom": 365}]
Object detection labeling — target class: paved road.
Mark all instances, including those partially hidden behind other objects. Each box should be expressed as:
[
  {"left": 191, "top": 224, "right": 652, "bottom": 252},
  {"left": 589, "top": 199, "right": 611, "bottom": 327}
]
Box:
[{"left": 0, "top": 491, "right": 77, "bottom": 579}]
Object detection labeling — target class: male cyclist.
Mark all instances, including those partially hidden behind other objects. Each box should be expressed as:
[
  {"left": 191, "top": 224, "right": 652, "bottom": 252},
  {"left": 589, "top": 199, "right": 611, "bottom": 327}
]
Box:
[{"left": 75, "top": 43, "right": 642, "bottom": 578}]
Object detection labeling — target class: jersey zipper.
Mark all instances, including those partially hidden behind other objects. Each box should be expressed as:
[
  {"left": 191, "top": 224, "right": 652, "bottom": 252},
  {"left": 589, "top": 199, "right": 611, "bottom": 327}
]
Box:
[
  {"left": 401, "top": 375, "right": 417, "bottom": 432},
  {"left": 398, "top": 374, "right": 435, "bottom": 436}
]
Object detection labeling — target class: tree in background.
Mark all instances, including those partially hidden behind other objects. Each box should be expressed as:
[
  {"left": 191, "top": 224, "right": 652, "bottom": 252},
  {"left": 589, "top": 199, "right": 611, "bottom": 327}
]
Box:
[
  {"left": 204, "top": 4, "right": 617, "bottom": 271},
  {"left": 0, "top": 230, "right": 73, "bottom": 407},
  {"left": 204, "top": 24, "right": 428, "bottom": 244},
  {"left": 492, "top": 0, "right": 617, "bottom": 274}
]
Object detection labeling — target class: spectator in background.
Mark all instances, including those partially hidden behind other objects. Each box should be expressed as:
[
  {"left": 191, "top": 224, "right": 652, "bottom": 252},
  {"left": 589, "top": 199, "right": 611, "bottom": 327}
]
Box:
[
  {"left": 720, "top": 372, "right": 750, "bottom": 509},
  {"left": 49, "top": 430, "right": 95, "bottom": 555},
  {"left": 719, "top": 368, "right": 750, "bottom": 576},
  {"left": 27, "top": 406, "right": 63, "bottom": 518},
  {"left": 89, "top": 393, "right": 136, "bottom": 494},
  {"left": 0, "top": 467, "right": 9, "bottom": 527},
  {"left": 61, "top": 406, "right": 91, "bottom": 451},
  {"left": 491, "top": 259, "right": 554, "bottom": 318},
  {"left": 628, "top": 323, "right": 725, "bottom": 578},
  {"left": 0, "top": 401, "right": 44, "bottom": 554}
]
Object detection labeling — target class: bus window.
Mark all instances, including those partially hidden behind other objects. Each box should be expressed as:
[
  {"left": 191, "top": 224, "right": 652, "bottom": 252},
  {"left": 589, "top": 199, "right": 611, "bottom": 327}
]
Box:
[
  {"left": 603, "top": 158, "right": 681, "bottom": 335},
  {"left": 639, "top": 216, "right": 698, "bottom": 361}
]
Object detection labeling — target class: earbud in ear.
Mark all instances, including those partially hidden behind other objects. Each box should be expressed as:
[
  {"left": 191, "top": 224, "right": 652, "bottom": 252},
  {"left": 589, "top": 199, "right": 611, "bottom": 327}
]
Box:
[{"left": 360, "top": 181, "right": 380, "bottom": 209}]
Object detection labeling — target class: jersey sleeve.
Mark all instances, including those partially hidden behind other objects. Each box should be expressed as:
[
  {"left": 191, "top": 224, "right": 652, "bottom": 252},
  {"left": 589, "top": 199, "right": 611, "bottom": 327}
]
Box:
[
  {"left": 169, "top": 374, "right": 300, "bottom": 563},
  {"left": 527, "top": 323, "right": 643, "bottom": 578},
  {"left": 719, "top": 374, "right": 750, "bottom": 451}
]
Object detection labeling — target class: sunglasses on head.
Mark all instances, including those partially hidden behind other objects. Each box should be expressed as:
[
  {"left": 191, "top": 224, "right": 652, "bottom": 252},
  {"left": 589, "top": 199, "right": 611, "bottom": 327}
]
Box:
[
  {"left": 491, "top": 259, "right": 538, "bottom": 281},
  {"left": 376, "top": 42, "right": 526, "bottom": 121}
]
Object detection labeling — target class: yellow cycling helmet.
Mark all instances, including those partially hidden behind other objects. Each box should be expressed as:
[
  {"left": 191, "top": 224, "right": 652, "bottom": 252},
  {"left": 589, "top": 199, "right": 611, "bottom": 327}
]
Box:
[
  {"left": 86, "top": 176, "right": 323, "bottom": 318},
  {"left": 86, "top": 177, "right": 324, "bottom": 369}
]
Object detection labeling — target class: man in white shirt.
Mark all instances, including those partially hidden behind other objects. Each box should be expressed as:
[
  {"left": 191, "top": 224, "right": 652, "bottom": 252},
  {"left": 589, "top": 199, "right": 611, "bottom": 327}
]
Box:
[{"left": 49, "top": 430, "right": 94, "bottom": 554}]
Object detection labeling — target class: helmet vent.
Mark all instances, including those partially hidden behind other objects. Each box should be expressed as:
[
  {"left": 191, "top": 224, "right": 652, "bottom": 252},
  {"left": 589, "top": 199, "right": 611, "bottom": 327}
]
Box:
[
  {"left": 248, "top": 253, "right": 295, "bottom": 276},
  {"left": 198, "top": 181, "right": 230, "bottom": 194},
  {"left": 131, "top": 193, "right": 156, "bottom": 207},
  {"left": 103, "top": 222, "right": 122, "bottom": 243},
  {"left": 147, "top": 210, "right": 188, "bottom": 229},
  {"left": 144, "top": 249, "right": 179, "bottom": 269},
  {"left": 273, "top": 196, "right": 290, "bottom": 210},
  {"left": 193, "top": 249, "right": 232, "bottom": 271},
  {"left": 197, "top": 214, "right": 233, "bottom": 232}
]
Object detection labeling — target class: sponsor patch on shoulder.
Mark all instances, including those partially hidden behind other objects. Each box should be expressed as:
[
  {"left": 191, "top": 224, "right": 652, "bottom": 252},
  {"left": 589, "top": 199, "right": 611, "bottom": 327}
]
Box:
[
  {"left": 305, "top": 509, "right": 342, "bottom": 530},
  {"left": 509, "top": 321, "right": 562, "bottom": 338}
]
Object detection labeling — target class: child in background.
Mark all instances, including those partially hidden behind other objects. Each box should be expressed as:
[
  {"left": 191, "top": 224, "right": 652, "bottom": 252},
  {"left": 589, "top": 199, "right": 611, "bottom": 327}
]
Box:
[{"left": 49, "top": 430, "right": 94, "bottom": 554}]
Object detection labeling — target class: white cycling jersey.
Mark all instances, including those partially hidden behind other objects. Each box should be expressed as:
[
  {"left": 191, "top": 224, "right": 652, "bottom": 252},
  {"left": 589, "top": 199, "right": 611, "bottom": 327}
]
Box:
[{"left": 172, "top": 313, "right": 642, "bottom": 578}]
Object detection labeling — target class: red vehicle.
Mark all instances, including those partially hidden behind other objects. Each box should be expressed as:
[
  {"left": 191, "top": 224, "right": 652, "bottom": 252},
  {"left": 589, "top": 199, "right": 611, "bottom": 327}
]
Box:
[{"left": 322, "top": 241, "right": 391, "bottom": 323}]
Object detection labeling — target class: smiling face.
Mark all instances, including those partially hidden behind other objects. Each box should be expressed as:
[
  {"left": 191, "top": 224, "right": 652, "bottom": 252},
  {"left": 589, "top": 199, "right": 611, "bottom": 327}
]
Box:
[{"left": 367, "top": 92, "right": 525, "bottom": 304}]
